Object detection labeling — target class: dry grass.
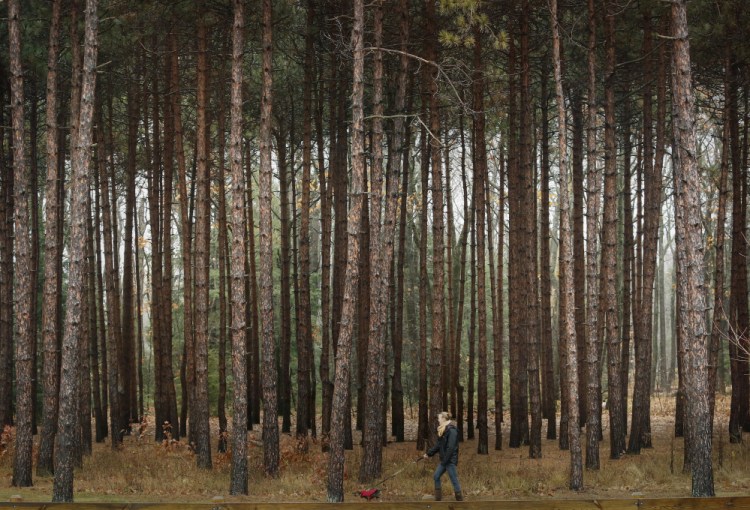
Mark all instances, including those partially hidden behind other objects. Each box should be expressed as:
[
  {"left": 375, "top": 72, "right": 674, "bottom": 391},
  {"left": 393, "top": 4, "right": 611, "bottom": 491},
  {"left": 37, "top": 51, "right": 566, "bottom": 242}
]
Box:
[{"left": 2, "top": 394, "right": 750, "bottom": 503}]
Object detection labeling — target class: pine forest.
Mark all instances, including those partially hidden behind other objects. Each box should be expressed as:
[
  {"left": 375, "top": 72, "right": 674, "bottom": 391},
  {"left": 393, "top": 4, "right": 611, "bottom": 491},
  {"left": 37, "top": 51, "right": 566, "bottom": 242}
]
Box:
[{"left": 0, "top": 0, "right": 748, "bottom": 503}]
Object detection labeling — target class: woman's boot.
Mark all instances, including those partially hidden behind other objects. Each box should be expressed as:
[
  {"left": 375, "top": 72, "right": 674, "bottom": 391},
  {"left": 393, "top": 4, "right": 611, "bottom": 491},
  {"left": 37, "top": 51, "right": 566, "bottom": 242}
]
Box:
[
  {"left": 455, "top": 491, "right": 464, "bottom": 501},
  {"left": 434, "top": 488, "right": 442, "bottom": 501}
]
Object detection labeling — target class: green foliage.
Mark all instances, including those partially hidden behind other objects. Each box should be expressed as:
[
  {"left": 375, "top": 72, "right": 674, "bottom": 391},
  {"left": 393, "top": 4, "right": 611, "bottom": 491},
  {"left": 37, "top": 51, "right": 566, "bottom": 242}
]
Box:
[{"left": 437, "top": 0, "right": 499, "bottom": 50}]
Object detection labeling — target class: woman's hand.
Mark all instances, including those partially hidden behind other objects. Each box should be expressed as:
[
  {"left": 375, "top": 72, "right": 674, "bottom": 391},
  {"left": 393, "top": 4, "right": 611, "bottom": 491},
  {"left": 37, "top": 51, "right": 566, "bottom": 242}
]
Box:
[{"left": 423, "top": 453, "right": 429, "bottom": 460}]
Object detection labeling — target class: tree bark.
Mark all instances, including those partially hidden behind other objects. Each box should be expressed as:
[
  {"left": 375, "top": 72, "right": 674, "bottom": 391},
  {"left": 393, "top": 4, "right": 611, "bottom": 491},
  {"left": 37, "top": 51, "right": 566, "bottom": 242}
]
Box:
[
  {"left": 217, "top": 90, "right": 229, "bottom": 454},
  {"left": 9, "top": 0, "right": 34, "bottom": 488},
  {"left": 192, "top": 7, "right": 212, "bottom": 469},
  {"left": 360, "top": 0, "right": 394, "bottom": 482},
  {"left": 471, "top": 25, "right": 489, "bottom": 456},
  {"left": 87, "top": 177, "right": 105, "bottom": 444},
  {"left": 455, "top": 112, "right": 470, "bottom": 443},
  {"left": 572, "top": 97, "right": 587, "bottom": 431},
  {"left": 390, "top": 0, "right": 410, "bottom": 444},
  {"left": 259, "top": 0, "right": 280, "bottom": 477},
  {"left": 228, "top": 0, "right": 248, "bottom": 493},
  {"left": 520, "top": 0, "right": 542, "bottom": 460},
  {"left": 630, "top": 8, "right": 662, "bottom": 453},
  {"left": 728, "top": 24, "right": 749, "bottom": 444},
  {"left": 296, "top": 0, "right": 315, "bottom": 446},
  {"left": 0, "top": 90, "right": 13, "bottom": 429},
  {"left": 37, "top": 0, "right": 63, "bottom": 477},
  {"left": 246, "top": 140, "right": 261, "bottom": 429},
  {"left": 709, "top": 55, "right": 731, "bottom": 428},
  {"left": 507, "top": 31, "right": 529, "bottom": 449},
  {"left": 620, "top": 102, "right": 633, "bottom": 440},
  {"left": 417, "top": 96, "right": 430, "bottom": 451},
  {"left": 319, "top": 61, "right": 333, "bottom": 445},
  {"left": 602, "top": 0, "right": 625, "bottom": 459},
  {"left": 670, "top": 0, "right": 714, "bottom": 495},
  {"left": 541, "top": 63, "right": 556, "bottom": 441},
  {"left": 122, "top": 72, "right": 139, "bottom": 431},
  {"left": 468, "top": 196, "right": 477, "bottom": 442},
  {"left": 160, "top": 32, "right": 179, "bottom": 442},
  {"left": 425, "top": 0, "right": 446, "bottom": 445},
  {"left": 277, "top": 125, "right": 293, "bottom": 435},
  {"left": 551, "top": 0, "right": 583, "bottom": 489},
  {"left": 585, "top": 0, "right": 602, "bottom": 470},
  {"left": 327, "top": 0, "right": 365, "bottom": 498},
  {"left": 53, "top": 0, "right": 98, "bottom": 499},
  {"left": 93, "top": 126, "right": 108, "bottom": 442},
  {"left": 169, "top": 26, "right": 194, "bottom": 441}
]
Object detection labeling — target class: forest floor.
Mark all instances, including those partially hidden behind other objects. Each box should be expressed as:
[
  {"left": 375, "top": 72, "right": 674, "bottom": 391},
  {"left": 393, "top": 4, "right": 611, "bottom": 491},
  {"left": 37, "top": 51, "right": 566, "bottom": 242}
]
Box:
[{"left": 1, "top": 393, "right": 750, "bottom": 503}]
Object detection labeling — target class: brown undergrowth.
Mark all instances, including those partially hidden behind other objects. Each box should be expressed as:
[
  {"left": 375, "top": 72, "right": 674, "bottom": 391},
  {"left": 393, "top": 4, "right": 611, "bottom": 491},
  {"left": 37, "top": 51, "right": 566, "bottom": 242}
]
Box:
[{"left": 1, "top": 394, "right": 750, "bottom": 503}]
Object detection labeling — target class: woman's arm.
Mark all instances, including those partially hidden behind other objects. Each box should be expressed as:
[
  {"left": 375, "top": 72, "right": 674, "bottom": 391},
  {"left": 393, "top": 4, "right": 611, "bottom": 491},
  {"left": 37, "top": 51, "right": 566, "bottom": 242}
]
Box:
[{"left": 442, "top": 428, "right": 458, "bottom": 465}]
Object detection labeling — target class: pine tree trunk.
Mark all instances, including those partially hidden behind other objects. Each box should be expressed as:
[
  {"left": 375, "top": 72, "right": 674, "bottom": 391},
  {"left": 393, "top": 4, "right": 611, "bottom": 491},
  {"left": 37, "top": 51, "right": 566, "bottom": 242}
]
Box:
[
  {"left": 541, "top": 65, "right": 556, "bottom": 441},
  {"left": 472, "top": 25, "right": 489, "bottom": 456},
  {"left": 0, "top": 92, "right": 13, "bottom": 429},
  {"left": 135, "top": 205, "right": 145, "bottom": 423},
  {"left": 330, "top": 28, "right": 353, "bottom": 447},
  {"left": 445, "top": 134, "right": 455, "bottom": 422},
  {"left": 87, "top": 183, "right": 105, "bottom": 444},
  {"left": 468, "top": 193, "right": 476, "bottom": 442},
  {"left": 630, "top": 9, "right": 661, "bottom": 453},
  {"left": 521, "top": 1, "right": 542, "bottom": 459},
  {"left": 98, "top": 105, "right": 123, "bottom": 449},
  {"left": 37, "top": 0, "right": 63, "bottom": 476},
  {"left": 620, "top": 102, "right": 633, "bottom": 441},
  {"left": 390, "top": 0, "right": 410, "bottom": 443},
  {"left": 277, "top": 127, "right": 293, "bottom": 435},
  {"left": 169, "top": 27, "right": 194, "bottom": 441},
  {"left": 585, "top": 0, "right": 602, "bottom": 470},
  {"left": 455, "top": 113, "right": 470, "bottom": 443},
  {"left": 494, "top": 140, "right": 505, "bottom": 449},
  {"left": 558, "top": 197, "right": 570, "bottom": 452},
  {"left": 259, "top": 0, "right": 280, "bottom": 477},
  {"left": 160, "top": 35, "right": 178, "bottom": 440},
  {"left": 318, "top": 62, "right": 333, "bottom": 445},
  {"left": 356, "top": 159, "right": 370, "bottom": 434},
  {"left": 217, "top": 95, "right": 229, "bottom": 453},
  {"left": 52, "top": 0, "right": 98, "bottom": 499},
  {"left": 192, "top": 8, "right": 213, "bottom": 469},
  {"left": 425, "top": 0, "right": 446, "bottom": 444},
  {"left": 417, "top": 97, "right": 430, "bottom": 451},
  {"left": 484, "top": 150, "right": 501, "bottom": 451},
  {"left": 670, "top": 0, "right": 714, "bottom": 495},
  {"left": 327, "top": 0, "right": 365, "bottom": 498},
  {"left": 572, "top": 96, "right": 587, "bottom": 431},
  {"left": 709, "top": 53, "right": 731, "bottom": 428},
  {"left": 146, "top": 63, "right": 167, "bottom": 443},
  {"left": 551, "top": 0, "right": 583, "bottom": 488},
  {"left": 246, "top": 140, "right": 261, "bottom": 428},
  {"left": 708, "top": 54, "right": 730, "bottom": 426},
  {"left": 296, "top": 0, "right": 315, "bottom": 446},
  {"left": 79, "top": 192, "right": 93, "bottom": 457},
  {"left": 9, "top": 0, "right": 34, "bottom": 487},
  {"left": 93, "top": 136, "right": 108, "bottom": 442},
  {"left": 228, "top": 0, "right": 248, "bottom": 492},
  {"left": 360, "top": 0, "right": 392, "bottom": 482},
  {"left": 728, "top": 27, "right": 749, "bottom": 444},
  {"left": 602, "top": 0, "right": 625, "bottom": 459},
  {"left": 508, "top": 31, "right": 529, "bottom": 449},
  {"left": 122, "top": 75, "right": 139, "bottom": 430}
]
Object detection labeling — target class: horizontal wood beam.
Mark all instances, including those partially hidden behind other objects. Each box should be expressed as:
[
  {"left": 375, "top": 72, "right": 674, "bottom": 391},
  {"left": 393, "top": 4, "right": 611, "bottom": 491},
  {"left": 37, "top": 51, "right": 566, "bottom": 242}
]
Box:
[{"left": 3, "top": 497, "right": 750, "bottom": 510}]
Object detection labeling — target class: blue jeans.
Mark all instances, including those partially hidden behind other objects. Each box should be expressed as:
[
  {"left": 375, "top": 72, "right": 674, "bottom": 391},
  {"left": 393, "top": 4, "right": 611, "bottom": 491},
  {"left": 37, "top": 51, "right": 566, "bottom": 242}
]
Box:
[{"left": 433, "top": 462, "right": 461, "bottom": 492}]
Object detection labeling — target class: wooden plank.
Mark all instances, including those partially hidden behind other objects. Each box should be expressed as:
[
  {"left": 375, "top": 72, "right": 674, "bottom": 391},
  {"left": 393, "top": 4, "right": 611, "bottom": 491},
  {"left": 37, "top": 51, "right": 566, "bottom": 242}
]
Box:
[{"left": 3, "top": 498, "right": 750, "bottom": 510}]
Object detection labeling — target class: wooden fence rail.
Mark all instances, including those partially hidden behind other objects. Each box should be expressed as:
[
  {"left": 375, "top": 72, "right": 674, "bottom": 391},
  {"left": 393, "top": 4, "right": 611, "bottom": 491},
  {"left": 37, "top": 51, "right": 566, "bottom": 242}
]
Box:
[{"left": 2, "top": 497, "right": 750, "bottom": 510}]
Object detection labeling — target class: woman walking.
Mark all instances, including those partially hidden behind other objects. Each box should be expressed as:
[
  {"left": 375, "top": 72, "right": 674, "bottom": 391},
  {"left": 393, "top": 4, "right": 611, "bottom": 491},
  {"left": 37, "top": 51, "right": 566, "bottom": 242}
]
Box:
[{"left": 423, "top": 411, "right": 463, "bottom": 501}]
